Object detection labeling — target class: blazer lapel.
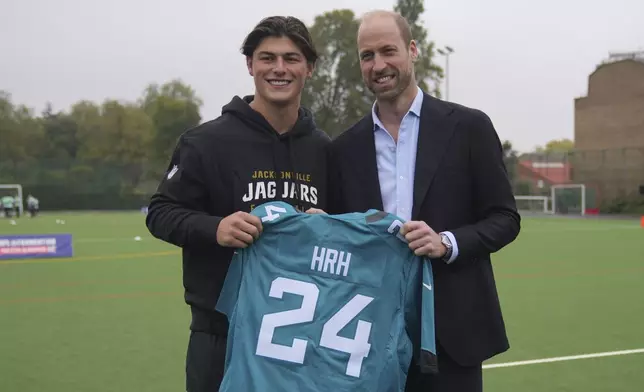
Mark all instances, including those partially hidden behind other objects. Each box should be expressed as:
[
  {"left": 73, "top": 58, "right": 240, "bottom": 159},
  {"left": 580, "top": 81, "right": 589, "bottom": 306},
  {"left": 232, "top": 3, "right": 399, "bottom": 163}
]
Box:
[
  {"left": 411, "top": 95, "right": 456, "bottom": 219},
  {"left": 351, "top": 117, "right": 384, "bottom": 211}
]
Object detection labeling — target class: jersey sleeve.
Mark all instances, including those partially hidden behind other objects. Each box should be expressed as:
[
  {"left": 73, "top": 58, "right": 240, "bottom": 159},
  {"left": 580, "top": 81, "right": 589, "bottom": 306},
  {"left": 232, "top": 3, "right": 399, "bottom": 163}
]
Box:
[
  {"left": 215, "top": 249, "right": 245, "bottom": 319},
  {"left": 419, "top": 258, "right": 438, "bottom": 374},
  {"left": 251, "top": 201, "right": 299, "bottom": 226},
  {"left": 330, "top": 209, "right": 438, "bottom": 375},
  {"left": 404, "top": 256, "right": 438, "bottom": 374},
  {"left": 403, "top": 257, "right": 421, "bottom": 357},
  {"left": 216, "top": 201, "right": 298, "bottom": 317},
  {"left": 363, "top": 210, "right": 438, "bottom": 374}
]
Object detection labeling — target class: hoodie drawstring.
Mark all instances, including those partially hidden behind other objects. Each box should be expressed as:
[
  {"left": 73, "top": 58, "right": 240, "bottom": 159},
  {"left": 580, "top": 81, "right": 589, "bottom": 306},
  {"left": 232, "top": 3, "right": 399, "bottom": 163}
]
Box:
[
  {"left": 270, "top": 136, "right": 301, "bottom": 211},
  {"left": 286, "top": 136, "right": 302, "bottom": 211}
]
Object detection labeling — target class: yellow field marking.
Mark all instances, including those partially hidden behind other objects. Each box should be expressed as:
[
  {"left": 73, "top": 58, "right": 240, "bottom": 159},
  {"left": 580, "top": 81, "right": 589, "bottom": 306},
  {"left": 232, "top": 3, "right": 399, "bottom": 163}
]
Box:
[{"left": 0, "top": 250, "right": 179, "bottom": 265}]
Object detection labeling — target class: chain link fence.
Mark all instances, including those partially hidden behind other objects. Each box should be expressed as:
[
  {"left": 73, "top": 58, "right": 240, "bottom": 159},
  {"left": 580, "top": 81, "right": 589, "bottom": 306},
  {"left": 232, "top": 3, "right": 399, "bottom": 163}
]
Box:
[
  {"left": 511, "top": 147, "right": 644, "bottom": 214},
  {"left": 0, "top": 158, "right": 164, "bottom": 211},
  {"left": 3, "top": 147, "right": 643, "bottom": 213}
]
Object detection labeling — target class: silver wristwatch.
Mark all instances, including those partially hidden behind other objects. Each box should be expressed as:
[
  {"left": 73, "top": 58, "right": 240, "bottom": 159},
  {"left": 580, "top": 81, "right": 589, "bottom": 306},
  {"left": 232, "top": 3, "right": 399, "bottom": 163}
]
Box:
[{"left": 439, "top": 233, "right": 453, "bottom": 262}]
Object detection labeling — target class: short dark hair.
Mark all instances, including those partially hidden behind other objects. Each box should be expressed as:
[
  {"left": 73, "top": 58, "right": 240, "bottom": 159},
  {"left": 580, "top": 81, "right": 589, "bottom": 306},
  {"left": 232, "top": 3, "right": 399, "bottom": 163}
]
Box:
[
  {"left": 392, "top": 13, "right": 413, "bottom": 44},
  {"left": 359, "top": 10, "right": 413, "bottom": 46},
  {"left": 241, "top": 16, "right": 318, "bottom": 65}
]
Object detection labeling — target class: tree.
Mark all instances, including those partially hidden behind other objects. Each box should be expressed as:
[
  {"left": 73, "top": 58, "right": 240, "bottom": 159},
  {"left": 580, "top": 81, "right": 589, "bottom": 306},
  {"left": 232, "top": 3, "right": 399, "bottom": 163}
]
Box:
[
  {"left": 70, "top": 100, "right": 103, "bottom": 161},
  {"left": 12, "top": 104, "right": 45, "bottom": 163},
  {"left": 98, "top": 100, "right": 156, "bottom": 191},
  {"left": 0, "top": 92, "right": 20, "bottom": 165},
  {"left": 394, "top": 0, "right": 444, "bottom": 97},
  {"left": 140, "top": 79, "right": 203, "bottom": 163},
  {"left": 301, "top": 10, "right": 370, "bottom": 138},
  {"left": 40, "top": 103, "right": 79, "bottom": 161},
  {"left": 0, "top": 92, "right": 27, "bottom": 180},
  {"left": 502, "top": 140, "right": 519, "bottom": 185},
  {"left": 534, "top": 138, "right": 574, "bottom": 153},
  {"left": 544, "top": 138, "right": 574, "bottom": 152},
  {"left": 0, "top": 79, "right": 204, "bottom": 209}
]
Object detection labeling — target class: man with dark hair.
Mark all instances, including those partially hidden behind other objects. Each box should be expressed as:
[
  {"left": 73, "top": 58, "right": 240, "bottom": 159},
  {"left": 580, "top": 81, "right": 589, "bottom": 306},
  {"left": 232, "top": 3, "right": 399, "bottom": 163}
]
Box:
[
  {"left": 146, "top": 15, "right": 329, "bottom": 392},
  {"left": 326, "top": 10, "right": 521, "bottom": 392}
]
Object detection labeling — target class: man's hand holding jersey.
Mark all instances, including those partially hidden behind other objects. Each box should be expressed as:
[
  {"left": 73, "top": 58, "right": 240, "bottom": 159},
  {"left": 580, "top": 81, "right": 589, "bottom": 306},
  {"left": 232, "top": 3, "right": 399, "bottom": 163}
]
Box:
[
  {"left": 217, "top": 208, "right": 326, "bottom": 249},
  {"left": 216, "top": 211, "right": 263, "bottom": 248},
  {"left": 305, "top": 208, "right": 327, "bottom": 214},
  {"left": 400, "top": 221, "right": 447, "bottom": 259}
]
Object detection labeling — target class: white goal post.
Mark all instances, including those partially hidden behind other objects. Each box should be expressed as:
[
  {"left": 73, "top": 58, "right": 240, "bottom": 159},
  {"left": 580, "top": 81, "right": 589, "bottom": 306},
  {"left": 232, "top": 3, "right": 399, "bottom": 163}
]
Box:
[
  {"left": 551, "top": 184, "right": 586, "bottom": 216},
  {"left": 0, "top": 184, "right": 24, "bottom": 216},
  {"left": 514, "top": 195, "right": 552, "bottom": 214}
]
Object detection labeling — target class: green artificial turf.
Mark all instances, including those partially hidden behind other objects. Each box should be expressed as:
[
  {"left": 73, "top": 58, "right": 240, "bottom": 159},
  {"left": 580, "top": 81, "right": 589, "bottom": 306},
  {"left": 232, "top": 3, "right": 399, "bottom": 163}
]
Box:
[{"left": 1, "top": 212, "right": 643, "bottom": 391}]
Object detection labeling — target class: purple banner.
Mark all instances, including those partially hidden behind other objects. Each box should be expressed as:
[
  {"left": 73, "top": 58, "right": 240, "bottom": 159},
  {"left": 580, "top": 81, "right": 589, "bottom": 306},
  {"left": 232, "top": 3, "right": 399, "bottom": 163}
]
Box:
[{"left": 0, "top": 234, "right": 73, "bottom": 260}]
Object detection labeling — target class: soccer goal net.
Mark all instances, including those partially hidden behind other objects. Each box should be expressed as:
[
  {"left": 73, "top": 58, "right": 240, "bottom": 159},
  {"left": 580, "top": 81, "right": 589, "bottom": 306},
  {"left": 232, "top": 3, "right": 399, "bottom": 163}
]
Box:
[
  {"left": 514, "top": 195, "right": 552, "bottom": 214},
  {"left": 551, "top": 184, "right": 586, "bottom": 216},
  {"left": 0, "top": 184, "right": 24, "bottom": 217}
]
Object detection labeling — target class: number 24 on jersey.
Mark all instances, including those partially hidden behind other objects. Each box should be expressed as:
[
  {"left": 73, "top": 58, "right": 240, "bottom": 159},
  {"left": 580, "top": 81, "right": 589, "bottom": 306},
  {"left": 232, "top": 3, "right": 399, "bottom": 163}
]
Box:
[{"left": 255, "top": 277, "right": 374, "bottom": 378}]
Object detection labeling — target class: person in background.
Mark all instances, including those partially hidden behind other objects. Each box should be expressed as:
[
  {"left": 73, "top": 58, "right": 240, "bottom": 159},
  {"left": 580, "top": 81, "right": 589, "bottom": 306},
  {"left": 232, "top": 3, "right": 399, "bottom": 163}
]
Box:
[
  {"left": 27, "top": 194, "right": 39, "bottom": 217},
  {"left": 1, "top": 194, "right": 14, "bottom": 218},
  {"left": 13, "top": 194, "right": 21, "bottom": 218},
  {"left": 145, "top": 16, "right": 329, "bottom": 392},
  {"left": 326, "top": 10, "right": 521, "bottom": 392}
]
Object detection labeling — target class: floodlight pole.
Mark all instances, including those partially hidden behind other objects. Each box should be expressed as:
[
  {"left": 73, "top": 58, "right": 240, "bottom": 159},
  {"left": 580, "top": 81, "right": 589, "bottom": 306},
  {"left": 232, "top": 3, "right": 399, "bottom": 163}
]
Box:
[{"left": 437, "top": 46, "right": 454, "bottom": 101}]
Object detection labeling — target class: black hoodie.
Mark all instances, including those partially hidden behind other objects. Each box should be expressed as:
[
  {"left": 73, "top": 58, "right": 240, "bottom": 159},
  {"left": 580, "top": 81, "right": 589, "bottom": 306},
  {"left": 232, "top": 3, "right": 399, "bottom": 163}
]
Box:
[{"left": 146, "top": 95, "right": 330, "bottom": 334}]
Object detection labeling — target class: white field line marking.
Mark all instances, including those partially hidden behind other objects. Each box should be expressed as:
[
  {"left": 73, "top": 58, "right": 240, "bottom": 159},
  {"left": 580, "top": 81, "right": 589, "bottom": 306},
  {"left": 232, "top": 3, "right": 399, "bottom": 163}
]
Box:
[{"left": 483, "top": 348, "right": 644, "bottom": 369}]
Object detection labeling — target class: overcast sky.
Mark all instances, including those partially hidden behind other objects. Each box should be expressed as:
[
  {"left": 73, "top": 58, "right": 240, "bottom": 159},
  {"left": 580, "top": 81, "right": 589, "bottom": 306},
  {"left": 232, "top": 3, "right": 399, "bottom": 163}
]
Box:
[{"left": 1, "top": 0, "right": 642, "bottom": 152}]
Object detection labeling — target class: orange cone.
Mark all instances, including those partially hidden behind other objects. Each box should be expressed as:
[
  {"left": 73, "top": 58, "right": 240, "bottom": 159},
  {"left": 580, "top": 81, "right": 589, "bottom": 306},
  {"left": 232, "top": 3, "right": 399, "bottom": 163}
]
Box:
[{"left": 640, "top": 216, "right": 644, "bottom": 228}]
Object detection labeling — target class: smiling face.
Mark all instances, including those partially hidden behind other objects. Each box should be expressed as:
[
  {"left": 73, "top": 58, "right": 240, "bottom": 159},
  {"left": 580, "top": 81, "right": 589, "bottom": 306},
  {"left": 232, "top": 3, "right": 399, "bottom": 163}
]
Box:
[
  {"left": 357, "top": 13, "right": 418, "bottom": 102},
  {"left": 247, "top": 36, "right": 313, "bottom": 107}
]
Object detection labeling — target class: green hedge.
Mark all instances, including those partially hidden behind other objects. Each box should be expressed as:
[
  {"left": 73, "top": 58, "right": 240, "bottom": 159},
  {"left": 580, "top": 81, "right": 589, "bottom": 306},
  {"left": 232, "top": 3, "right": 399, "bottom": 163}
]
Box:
[
  {"left": 600, "top": 196, "right": 644, "bottom": 215},
  {"left": 20, "top": 185, "right": 151, "bottom": 210}
]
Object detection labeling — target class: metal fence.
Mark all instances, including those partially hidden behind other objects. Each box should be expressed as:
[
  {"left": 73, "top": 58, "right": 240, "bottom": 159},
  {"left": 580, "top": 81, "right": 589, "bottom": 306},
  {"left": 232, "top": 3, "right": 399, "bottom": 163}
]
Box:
[
  {"left": 569, "top": 147, "right": 644, "bottom": 201},
  {"left": 0, "top": 159, "right": 162, "bottom": 211},
  {"left": 513, "top": 147, "right": 644, "bottom": 213},
  {"left": 3, "top": 147, "right": 643, "bottom": 212}
]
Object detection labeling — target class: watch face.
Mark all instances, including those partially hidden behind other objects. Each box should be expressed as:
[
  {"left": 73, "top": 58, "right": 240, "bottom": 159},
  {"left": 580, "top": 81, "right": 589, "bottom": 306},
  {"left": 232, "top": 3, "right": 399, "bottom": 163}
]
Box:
[{"left": 441, "top": 234, "right": 451, "bottom": 249}]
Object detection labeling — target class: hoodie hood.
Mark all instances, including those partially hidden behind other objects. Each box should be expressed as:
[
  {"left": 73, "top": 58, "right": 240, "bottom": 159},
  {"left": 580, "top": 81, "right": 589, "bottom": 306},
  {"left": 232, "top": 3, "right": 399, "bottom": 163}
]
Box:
[{"left": 221, "top": 95, "right": 318, "bottom": 140}]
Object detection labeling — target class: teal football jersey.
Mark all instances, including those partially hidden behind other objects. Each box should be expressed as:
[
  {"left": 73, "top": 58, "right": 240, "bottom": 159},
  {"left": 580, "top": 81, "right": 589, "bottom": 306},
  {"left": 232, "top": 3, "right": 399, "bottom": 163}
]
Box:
[{"left": 216, "top": 201, "right": 437, "bottom": 392}]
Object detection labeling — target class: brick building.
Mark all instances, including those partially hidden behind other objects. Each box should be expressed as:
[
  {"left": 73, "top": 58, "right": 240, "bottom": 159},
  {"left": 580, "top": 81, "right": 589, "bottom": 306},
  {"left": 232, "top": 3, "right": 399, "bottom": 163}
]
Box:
[{"left": 572, "top": 54, "right": 644, "bottom": 204}]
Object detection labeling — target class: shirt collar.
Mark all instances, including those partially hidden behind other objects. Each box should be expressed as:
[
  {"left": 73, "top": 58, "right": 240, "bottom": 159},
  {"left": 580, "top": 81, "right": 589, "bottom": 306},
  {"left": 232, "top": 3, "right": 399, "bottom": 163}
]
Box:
[{"left": 372, "top": 86, "right": 424, "bottom": 132}]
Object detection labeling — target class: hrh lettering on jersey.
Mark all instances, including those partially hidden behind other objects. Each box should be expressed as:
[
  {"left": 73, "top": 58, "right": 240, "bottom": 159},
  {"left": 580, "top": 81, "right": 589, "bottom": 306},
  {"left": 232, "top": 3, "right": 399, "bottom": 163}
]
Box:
[{"left": 245, "top": 170, "right": 318, "bottom": 212}]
